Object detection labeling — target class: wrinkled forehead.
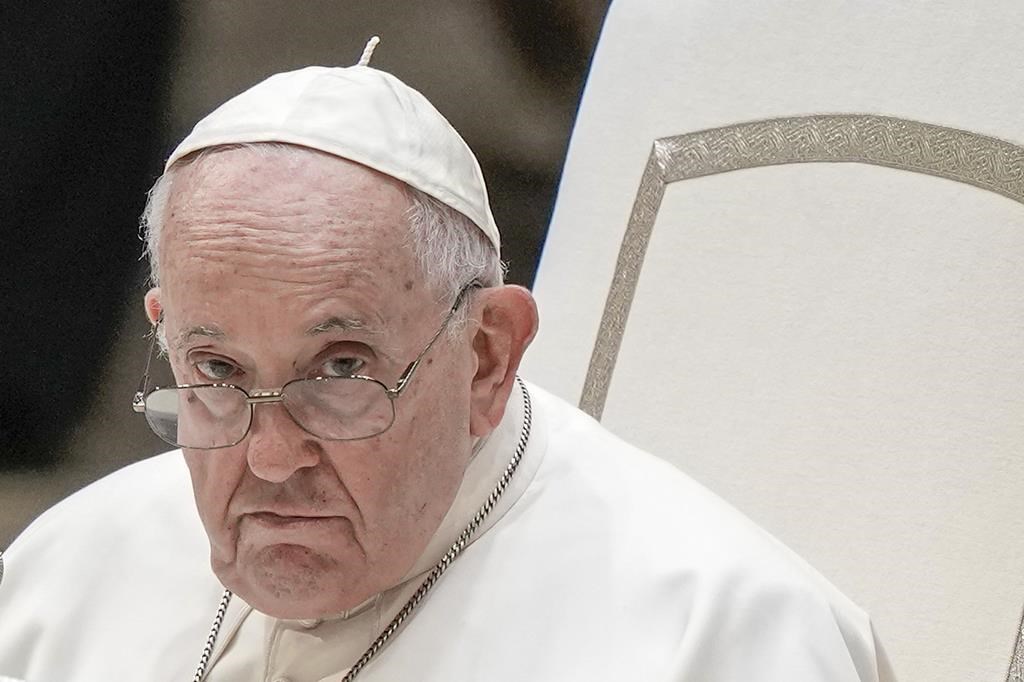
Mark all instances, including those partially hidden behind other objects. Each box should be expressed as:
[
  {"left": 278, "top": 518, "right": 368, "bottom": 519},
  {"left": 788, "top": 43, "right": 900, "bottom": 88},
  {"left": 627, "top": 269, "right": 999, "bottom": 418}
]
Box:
[
  {"left": 154, "top": 146, "right": 428, "bottom": 332},
  {"left": 169, "top": 144, "right": 410, "bottom": 218},
  {"left": 161, "top": 145, "right": 415, "bottom": 261}
]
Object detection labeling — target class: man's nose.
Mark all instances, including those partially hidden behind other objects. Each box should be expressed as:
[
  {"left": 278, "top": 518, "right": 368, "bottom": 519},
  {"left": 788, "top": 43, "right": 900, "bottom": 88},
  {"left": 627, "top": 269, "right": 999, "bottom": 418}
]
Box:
[{"left": 243, "top": 402, "right": 321, "bottom": 483}]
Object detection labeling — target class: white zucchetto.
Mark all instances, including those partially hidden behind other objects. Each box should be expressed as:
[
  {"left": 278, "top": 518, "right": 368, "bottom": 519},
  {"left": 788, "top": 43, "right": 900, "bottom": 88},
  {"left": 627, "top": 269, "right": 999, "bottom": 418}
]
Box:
[{"left": 166, "top": 63, "right": 500, "bottom": 252}]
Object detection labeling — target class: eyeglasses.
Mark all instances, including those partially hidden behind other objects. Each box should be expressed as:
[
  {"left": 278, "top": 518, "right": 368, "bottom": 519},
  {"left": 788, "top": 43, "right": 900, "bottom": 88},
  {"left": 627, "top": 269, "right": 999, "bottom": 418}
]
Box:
[{"left": 132, "top": 283, "right": 479, "bottom": 449}]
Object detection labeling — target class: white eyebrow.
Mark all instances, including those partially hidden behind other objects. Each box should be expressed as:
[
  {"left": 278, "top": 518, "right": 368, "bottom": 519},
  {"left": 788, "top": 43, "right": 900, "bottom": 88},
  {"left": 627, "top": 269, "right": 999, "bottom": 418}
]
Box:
[
  {"left": 306, "top": 316, "right": 371, "bottom": 335},
  {"left": 174, "top": 325, "right": 225, "bottom": 350},
  {"left": 306, "top": 315, "right": 403, "bottom": 362}
]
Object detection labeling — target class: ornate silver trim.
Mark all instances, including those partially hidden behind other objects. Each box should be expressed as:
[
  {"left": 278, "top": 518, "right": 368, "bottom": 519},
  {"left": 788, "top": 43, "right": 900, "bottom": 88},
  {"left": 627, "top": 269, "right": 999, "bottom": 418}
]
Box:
[
  {"left": 1008, "top": 604, "right": 1024, "bottom": 682},
  {"left": 580, "top": 114, "right": 1024, "bottom": 418},
  {"left": 575, "top": 113, "right": 1024, "bottom": 680}
]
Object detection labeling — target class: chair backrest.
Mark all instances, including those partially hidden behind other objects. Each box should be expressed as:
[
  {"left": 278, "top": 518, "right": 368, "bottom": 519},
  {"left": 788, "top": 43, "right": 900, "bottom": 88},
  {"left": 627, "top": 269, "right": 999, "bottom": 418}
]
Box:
[{"left": 521, "top": 2, "right": 1024, "bottom": 680}]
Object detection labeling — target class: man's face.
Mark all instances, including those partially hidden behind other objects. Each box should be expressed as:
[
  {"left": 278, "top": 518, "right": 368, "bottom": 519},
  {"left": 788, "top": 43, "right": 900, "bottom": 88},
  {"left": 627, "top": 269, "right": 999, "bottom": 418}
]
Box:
[{"left": 148, "top": 148, "right": 479, "bottom": 618}]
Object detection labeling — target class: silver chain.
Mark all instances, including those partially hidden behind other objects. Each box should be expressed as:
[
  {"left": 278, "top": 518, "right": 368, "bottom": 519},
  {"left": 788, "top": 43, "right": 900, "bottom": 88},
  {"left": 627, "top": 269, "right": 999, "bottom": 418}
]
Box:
[
  {"left": 192, "top": 379, "right": 532, "bottom": 681},
  {"left": 192, "top": 588, "right": 233, "bottom": 682}
]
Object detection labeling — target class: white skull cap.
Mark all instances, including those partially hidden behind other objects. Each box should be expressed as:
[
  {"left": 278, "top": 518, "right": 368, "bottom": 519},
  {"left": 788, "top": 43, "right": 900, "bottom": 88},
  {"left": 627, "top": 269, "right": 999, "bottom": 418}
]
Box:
[{"left": 165, "top": 61, "right": 500, "bottom": 252}]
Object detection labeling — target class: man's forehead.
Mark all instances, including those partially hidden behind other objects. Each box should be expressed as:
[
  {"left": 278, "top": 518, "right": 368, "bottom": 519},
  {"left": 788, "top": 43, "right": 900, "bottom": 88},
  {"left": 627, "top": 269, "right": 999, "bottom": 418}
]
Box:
[
  {"left": 169, "top": 145, "right": 407, "bottom": 208},
  {"left": 160, "top": 149, "right": 415, "bottom": 263}
]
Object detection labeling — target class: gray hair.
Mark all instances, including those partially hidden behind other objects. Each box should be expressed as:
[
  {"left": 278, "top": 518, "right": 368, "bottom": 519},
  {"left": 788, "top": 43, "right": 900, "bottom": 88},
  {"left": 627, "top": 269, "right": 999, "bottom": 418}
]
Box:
[{"left": 140, "top": 143, "right": 504, "bottom": 311}]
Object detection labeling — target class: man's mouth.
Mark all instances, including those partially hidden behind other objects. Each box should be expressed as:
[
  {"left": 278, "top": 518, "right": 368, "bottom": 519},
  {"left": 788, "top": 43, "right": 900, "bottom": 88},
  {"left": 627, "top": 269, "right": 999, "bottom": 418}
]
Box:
[{"left": 246, "top": 511, "right": 344, "bottom": 531}]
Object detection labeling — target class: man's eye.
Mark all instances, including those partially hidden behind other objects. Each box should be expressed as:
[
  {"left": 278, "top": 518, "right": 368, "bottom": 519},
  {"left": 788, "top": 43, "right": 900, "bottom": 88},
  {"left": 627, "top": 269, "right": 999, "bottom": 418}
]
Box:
[
  {"left": 321, "top": 357, "right": 366, "bottom": 378},
  {"left": 196, "top": 358, "right": 237, "bottom": 381}
]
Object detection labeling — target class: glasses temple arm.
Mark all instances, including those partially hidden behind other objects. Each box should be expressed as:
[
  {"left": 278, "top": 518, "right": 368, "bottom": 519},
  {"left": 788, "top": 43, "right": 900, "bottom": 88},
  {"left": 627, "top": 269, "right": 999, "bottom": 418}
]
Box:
[
  {"left": 392, "top": 282, "right": 481, "bottom": 395},
  {"left": 133, "top": 321, "right": 162, "bottom": 407}
]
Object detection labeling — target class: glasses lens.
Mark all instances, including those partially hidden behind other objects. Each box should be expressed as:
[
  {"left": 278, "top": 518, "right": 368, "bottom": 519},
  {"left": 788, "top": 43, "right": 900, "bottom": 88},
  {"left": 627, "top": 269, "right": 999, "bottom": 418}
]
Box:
[
  {"left": 144, "top": 386, "right": 251, "bottom": 449},
  {"left": 283, "top": 377, "right": 395, "bottom": 440}
]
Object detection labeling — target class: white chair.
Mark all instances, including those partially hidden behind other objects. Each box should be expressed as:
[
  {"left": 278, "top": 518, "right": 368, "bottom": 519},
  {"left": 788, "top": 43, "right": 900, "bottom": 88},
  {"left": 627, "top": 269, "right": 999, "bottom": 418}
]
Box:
[{"left": 522, "top": 2, "right": 1024, "bottom": 680}]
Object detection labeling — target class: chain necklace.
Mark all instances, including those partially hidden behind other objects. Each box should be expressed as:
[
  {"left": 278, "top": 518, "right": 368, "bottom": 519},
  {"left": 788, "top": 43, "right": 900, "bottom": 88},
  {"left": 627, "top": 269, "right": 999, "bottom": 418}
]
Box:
[{"left": 192, "top": 379, "right": 533, "bottom": 681}]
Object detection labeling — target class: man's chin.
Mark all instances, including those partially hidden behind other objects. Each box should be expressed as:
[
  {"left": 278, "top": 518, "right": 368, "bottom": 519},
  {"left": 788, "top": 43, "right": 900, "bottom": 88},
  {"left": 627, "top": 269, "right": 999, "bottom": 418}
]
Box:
[{"left": 214, "top": 543, "right": 375, "bottom": 619}]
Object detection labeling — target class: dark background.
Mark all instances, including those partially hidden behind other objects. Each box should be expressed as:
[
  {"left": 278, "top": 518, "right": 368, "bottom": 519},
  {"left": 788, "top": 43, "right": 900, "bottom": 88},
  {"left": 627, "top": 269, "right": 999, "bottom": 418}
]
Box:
[{"left": 0, "top": 1, "right": 609, "bottom": 547}]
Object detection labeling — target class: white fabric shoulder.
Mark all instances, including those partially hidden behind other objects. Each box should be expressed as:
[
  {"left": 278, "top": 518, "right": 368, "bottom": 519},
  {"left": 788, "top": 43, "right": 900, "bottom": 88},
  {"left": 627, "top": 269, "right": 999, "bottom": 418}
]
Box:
[
  {"left": 500, "top": 382, "right": 895, "bottom": 681},
  {"left": 0, "top": 451, "right": 224, "bottom": 682}
]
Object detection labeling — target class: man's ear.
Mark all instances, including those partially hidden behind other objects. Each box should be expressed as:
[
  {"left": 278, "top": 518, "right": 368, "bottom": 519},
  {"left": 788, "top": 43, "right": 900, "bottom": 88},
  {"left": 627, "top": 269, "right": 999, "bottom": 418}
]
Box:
[
  {"left": 144, "top": 287, "right": 163, "bottom": 325},
  {"left": 468, "top": 285, "right": 539, "bottom": 437}
]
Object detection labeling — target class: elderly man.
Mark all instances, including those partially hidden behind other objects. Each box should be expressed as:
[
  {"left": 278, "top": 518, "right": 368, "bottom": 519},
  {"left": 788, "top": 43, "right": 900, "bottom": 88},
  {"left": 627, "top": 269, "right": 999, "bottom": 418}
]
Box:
[{"left": 0, "top": 51, "right": 896, "bottom": 681}]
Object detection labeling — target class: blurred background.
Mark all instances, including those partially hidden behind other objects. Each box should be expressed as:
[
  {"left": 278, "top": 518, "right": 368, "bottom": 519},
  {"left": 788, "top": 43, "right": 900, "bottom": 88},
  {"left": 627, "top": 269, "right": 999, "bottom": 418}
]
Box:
[{"left": 0, "top": 1, "right": 610, "bottom": 548}]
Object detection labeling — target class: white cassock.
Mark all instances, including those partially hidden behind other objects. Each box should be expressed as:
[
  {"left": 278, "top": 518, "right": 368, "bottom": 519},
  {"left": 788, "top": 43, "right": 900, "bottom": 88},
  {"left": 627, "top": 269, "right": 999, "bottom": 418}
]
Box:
[{"left": 0, "top": 381, "right": 896, "bottom": 681}]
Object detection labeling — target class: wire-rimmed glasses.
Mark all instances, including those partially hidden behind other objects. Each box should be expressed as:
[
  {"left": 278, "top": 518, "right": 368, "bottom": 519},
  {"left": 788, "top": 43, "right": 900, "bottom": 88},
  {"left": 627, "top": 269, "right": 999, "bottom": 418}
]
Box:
[{"left": 132, "top": 283, "right": 479, "bottom": 449}]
